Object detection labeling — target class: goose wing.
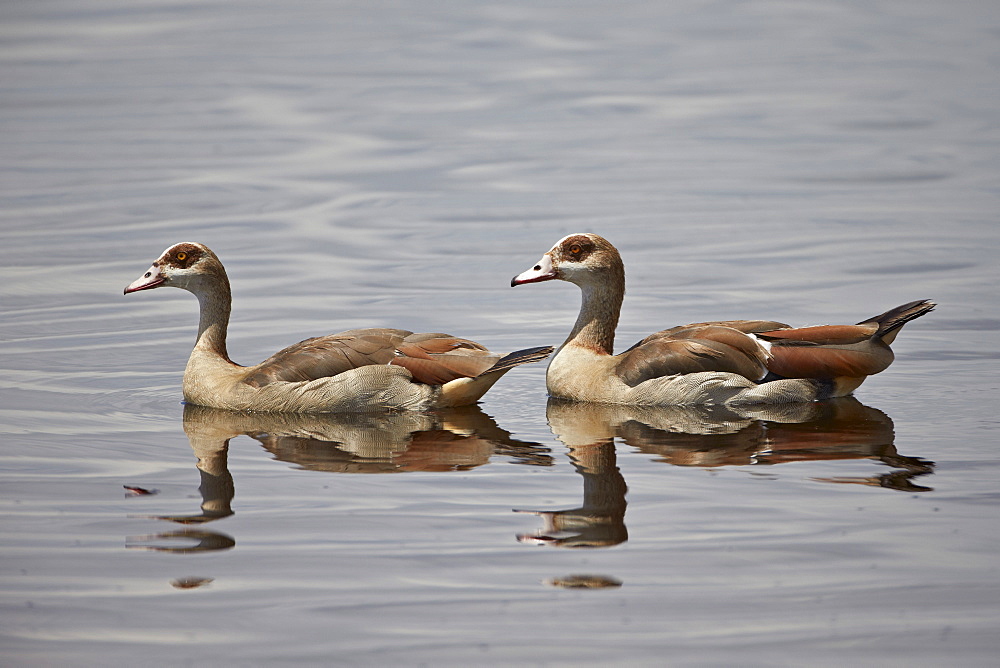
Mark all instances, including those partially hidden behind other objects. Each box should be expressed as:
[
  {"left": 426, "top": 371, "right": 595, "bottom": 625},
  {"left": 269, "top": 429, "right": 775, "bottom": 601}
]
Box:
[
  {"left": 616, "top": 325, "right": 772, "bottom": 386},
  {"left": 246, "top": 329, "right": 506, "bottom": 387},
  {"left": 244, "top": 328, "right": 412, "bottom": 387}
]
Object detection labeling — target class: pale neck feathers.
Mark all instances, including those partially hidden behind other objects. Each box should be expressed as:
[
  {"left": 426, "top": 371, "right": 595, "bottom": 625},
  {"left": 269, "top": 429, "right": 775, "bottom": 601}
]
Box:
[
  {"left": 563, "top": 250, "right": 625, "bottom": 355},
  {"left": 190, "top": 262, "right": 233, "bottom": 363}
]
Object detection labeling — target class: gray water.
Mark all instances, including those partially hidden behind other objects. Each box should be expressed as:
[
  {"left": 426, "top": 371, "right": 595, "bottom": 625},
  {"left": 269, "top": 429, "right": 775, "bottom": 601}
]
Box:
[{"left": 2, "top": 1, "right": 1000, "bottom": 665}]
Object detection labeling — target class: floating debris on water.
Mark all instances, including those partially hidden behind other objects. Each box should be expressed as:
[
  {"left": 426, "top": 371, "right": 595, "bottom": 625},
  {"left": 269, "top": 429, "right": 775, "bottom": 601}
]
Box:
[
  {"left": 545, "top": 574, "right": 622, "bottom": 589},
  {"left": 171, "top": 577, "right": 214, "bottom": 590}
]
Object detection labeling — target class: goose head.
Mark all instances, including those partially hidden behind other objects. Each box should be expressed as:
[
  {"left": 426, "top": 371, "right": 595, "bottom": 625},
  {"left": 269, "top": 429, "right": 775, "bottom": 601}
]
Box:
[
  {"left": 511, "top": 233, "right": 624, "bottom": 289},
  {"left": 124, "top": 242, "right": 227, "bottom": 296}
]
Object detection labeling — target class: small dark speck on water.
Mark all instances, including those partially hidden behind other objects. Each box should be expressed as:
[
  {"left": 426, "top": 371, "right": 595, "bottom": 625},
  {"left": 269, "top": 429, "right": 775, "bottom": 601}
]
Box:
[{"left": 171, "top": 577, "right": 214, "bottom": 590}]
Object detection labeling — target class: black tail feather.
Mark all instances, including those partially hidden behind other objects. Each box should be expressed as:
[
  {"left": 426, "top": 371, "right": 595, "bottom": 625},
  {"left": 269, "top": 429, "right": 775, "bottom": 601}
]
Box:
[
  {"left": 860, "top": 299, "right": 936, "bottom": 338},
  {"left": 479, "top": 346, "right": 554, "bottom": 376}
]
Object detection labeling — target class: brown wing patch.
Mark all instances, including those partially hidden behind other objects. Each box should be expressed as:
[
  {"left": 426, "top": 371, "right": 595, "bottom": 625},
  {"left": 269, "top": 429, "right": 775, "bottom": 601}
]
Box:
[
  {"left": 391, "top": 351, "right": 500, "bottom": 381},
  {"left": 391, "top": 334, "right": 499, "bottom": 383},
  {"left": 758, "top": 324, "right": 877, "bottom": 345},
  {"left": 667, "top": 319, "right": 791, "bottom": 334},
  {"left": 396, "top": 333, "right": 489, "bottom": 356},
  {"left": 616, "top": 326, "right": 769, "bottom": 386},
  {"left": 243, "top": 329, "right": 410, "bottom": 387},
  {"left": 244, "top": 328, "right": 512, "bottom": 389},
  {"left": 624, "top": 320, "right": 790, "bottom": 353},
  {"left": 390, "top": 357, "right": 468, "bottom": 385},
  {"left": 666, "top": 325, "right": 770, "bottom": 360},
  {"left": 766, "top": 344, "right": 892, "bottom": 379}
]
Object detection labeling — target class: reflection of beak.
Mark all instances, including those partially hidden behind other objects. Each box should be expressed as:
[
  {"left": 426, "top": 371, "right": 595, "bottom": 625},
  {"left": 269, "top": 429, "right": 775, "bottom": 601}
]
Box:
[
  {"left": 511, "top": 254, "right": 556, "bottom": 286},
  {"left": 124, "top": 264, "right": 164, "bottom": 294}
]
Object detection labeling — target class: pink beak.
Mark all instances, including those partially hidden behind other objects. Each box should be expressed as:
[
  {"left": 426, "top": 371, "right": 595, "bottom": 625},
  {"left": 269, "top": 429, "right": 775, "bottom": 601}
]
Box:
[
  {"left": 124, "top": 264, "right": 165, "bottom": 294},
  {"left": 511, "top": 254, "right": 556, "bottom": 286}
]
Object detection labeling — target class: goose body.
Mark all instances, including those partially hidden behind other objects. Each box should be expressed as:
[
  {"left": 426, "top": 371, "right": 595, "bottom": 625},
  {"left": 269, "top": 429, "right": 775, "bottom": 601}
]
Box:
[
  {"left": 126, "top": 242, "right": 551, "bottom": 412},
  {"left": 512, "top": 233, "right": 933, "bottom": 406}
]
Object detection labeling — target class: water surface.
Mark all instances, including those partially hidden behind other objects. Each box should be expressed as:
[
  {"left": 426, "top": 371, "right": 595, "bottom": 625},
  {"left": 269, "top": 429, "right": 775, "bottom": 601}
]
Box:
[{"left": 2, "top": 1, "right": 1000, "bottom": 665}]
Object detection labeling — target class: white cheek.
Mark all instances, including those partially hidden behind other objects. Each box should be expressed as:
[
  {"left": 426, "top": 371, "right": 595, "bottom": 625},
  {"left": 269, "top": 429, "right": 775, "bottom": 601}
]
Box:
[
  {"left": 559, "top": 263, "right": 587, "bottom": 280},
  {"left": 165, "top": 266, "right": 196, "bottom": 287}
]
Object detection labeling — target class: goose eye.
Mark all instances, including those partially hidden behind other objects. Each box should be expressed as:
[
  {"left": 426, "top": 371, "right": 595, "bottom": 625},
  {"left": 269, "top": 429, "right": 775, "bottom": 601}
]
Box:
[{"left": 176, "top": 252, "right": 187, "bottom": 261}]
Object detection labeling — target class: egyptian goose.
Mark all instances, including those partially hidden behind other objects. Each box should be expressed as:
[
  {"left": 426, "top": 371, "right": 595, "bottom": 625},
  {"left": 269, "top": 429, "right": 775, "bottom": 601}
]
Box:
[
  {"left": 125, "top": 242, "right": 551, "bottom": 412},
  {"left": 511, "top": 233, "right": 934, "bottom": 406}
]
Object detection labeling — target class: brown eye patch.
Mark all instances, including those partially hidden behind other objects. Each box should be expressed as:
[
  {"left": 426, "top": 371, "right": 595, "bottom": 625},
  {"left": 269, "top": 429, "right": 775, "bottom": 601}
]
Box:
[
  {"left": 169, "top": 244, "right": 202, "bottom": 268},
  {"left": 560, "top": 235, "right": 595, "bottom": 262}
]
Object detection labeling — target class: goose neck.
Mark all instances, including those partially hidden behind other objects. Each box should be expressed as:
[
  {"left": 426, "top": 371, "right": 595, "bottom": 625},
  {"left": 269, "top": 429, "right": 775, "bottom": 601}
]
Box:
[
  {"left": 564, "top": 280, "right": 623, "bottom": 355},
  {"left": 192, "top": 281, "right": 232, "bottom": 362}
]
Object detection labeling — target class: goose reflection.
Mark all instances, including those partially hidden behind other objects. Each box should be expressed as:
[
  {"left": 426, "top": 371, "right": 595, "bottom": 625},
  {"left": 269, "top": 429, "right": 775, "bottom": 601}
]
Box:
[
  {"left": 126, "top": 406, "right": 240, "bottom": 553},
  {"left": 226, "top": 404, "right": 554, "bottom": 473},
  {"left": 516, "top": 397, "right": 934, "bottom": 549},
  {"left": 128, "top": 404, "right": 552, "bottom": 553},
  {"left": 514, "top": 426, "right": 628, "bottom": 549}
]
